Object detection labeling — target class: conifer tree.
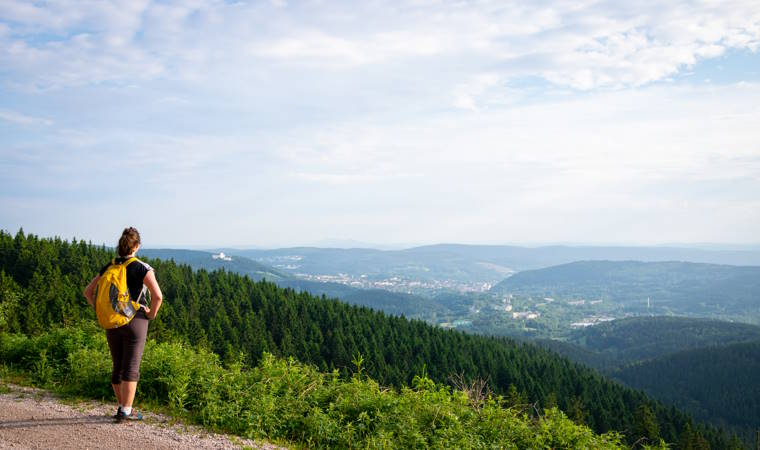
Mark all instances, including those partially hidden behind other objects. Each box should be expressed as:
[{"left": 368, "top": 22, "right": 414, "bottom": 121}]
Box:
[{"left": 634, "top": 403, "right": 660, "bottom": 445}]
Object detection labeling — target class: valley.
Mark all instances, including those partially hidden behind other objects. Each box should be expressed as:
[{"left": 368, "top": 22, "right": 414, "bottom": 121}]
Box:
[
  {"left": 144, "top": 248, "right": 760, "bottom": 339},
  {"left": 139, "top": 244, "right": 760, "bottom": 447}
]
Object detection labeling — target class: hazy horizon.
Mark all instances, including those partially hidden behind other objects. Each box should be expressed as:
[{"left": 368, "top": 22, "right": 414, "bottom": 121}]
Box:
[{"left": 10, "top": 226, "right": 756, "bottom": 253}]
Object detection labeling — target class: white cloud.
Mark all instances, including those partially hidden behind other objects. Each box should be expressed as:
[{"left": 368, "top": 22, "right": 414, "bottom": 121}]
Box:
[
  {"left": 0, "top": 109, "right": 52, "bottom": 126},
  {"left": 252, "top": 32, "right": 376, "bottom": 66},
  {"left": 292, "top": 171, "right": 422, "bottom": 185},
  {"left": 1, "top": 0, "right": 758, "bottom": 92},
  {"left": 453, "top": 73, "right": 502, "bottom": 110},
  {"left": 255, "top": 82, "right": 760, "bottom": 227},
  {"left": 2, "top": 1, "right": 760, "bottom": 245}
]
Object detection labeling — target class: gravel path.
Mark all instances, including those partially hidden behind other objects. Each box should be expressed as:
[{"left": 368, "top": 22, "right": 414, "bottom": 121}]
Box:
[{"left": 0, "top": 383, "right": 284, "bottom": 450}]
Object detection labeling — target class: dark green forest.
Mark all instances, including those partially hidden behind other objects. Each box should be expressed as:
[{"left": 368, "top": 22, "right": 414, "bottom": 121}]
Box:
[
  {"left": 612, "top": 341, "right": 760, "bottom": 445},
  {"left": 0, "top": 230, "right": 742, "bottom": 448},
  {"left": 537, "top": 317, "right": 760, "bottom": 445},
  {"left": 568, "top": 316, "right": 760, "bottom": 366}
]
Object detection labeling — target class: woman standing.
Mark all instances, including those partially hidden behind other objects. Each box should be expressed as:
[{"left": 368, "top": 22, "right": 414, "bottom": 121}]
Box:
[{"left": 84, "top": 227, "right": 163, "bottom": 421}]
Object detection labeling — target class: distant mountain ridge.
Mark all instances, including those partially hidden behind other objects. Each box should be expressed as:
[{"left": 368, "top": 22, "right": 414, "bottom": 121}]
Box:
[
  {"left": 141, "top": 248, "right": 448, "bottom": 320},
  {"left": 205, "top": 244, "right": 760, "bottom": 296},
  {"left": 491, "top": 260, "right": 760, "bottom": 321},
  {"left": 140, "top": 249, "right": 288, "bottom": 281}
]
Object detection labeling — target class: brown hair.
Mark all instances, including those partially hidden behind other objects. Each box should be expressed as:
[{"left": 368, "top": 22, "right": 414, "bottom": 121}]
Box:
[{"left": 117, "top": 227, "right": 141, "bottom": 257}]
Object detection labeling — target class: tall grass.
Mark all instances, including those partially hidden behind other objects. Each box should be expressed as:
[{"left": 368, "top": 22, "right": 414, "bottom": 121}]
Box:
[{"left": 0, "top": 326, "right": 658, "bottom": 449}]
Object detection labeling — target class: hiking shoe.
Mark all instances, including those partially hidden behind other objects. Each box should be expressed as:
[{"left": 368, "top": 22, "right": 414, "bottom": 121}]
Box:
[
  {"left": 112, "top": 406, "right": 122, "bottom": 419},
  {"left": 116, "top": 410, "right": 143, "bottom": 422}
]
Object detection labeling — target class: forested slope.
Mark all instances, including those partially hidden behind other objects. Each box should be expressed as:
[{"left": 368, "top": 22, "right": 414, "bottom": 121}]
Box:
[
  {"left": 612, "top": 341, "right": 760, "bottom": 445},
  {"left": 536, "top": 317, "right": 760, "bottom": 447},
  {"left": 0, "top": 230, "right": 736, "bottom": 448},
  {"left": 140, "top": 248, "right": 288, "bottom": 281},
  {"left": 568, "top": 316, "right": 760, "bottom": 366}
]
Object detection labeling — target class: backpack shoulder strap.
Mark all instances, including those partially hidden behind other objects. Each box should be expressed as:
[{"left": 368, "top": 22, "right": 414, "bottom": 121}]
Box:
[{"left": 124, "top": 257, "right": 138, "bottom": 267}]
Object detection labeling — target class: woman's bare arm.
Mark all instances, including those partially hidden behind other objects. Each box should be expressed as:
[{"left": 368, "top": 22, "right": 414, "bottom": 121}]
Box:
[
  {"left": 83, "top": 275, "right": 99, "bottom": 307},
  {"left": 143, "top": 270, "right": 163, "bottom": 320}
]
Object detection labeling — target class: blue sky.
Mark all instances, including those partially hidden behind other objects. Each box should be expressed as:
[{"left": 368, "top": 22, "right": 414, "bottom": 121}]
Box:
[{"left": 1, "top": 0, "right": 759, "bottom": 248}]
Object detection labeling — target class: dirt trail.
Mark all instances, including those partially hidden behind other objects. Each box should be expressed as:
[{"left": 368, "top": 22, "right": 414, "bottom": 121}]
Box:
[{"left": 0, "top": 383, "right": 283, "bottom": 450}]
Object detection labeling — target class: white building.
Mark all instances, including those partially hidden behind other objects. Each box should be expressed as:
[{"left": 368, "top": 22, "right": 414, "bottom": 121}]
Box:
[{"left": 212, "top": 252, "right": 232, "bottom": 261}]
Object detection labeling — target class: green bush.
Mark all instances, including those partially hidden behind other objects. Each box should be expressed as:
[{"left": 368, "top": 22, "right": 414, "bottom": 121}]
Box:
[
  {"left": 1, "top": 326, "right": 655, "bottom": 449},
  {"left": 67, "top": 346, "right": 112, "bottom": 398},
  {"left": 140, "top": 340, "right": 223, "bottom": 412},
  {"left": 32, "top": 349, "right": 53, "bottom": 386}
]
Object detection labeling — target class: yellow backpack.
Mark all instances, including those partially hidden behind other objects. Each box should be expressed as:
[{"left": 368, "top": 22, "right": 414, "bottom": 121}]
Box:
[{"left": 95, "top": 257, "right": 141, "bottom": 329}]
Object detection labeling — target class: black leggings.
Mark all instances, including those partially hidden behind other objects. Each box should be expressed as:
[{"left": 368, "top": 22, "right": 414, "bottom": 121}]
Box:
[{"left": 106, "top": 317, "right": 149, "bottom": 384}]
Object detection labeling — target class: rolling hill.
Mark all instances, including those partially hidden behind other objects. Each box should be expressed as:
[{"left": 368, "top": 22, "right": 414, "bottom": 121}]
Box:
[
  {"left": 141, "top": 248, "right": 448, "bottom": 320},
  {"left": 491, "top": 261, "right": 760, "bottom": 321},
  {"left": 140, "top": 248, "right": 288, "bottom": 281},
  {"left": 538, "top": 316, "right": 760, "bottom": 370},
  {"left": 232, "top": 244, "right": 760, "bottom": 288},
  {"left": 567, "top": 316, "right": 760, "bottom": 364}
]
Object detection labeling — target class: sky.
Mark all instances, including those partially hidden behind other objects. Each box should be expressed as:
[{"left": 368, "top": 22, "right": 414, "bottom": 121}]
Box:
[{"left": 1, "top": 0, "right": 759, "bottom": 249}]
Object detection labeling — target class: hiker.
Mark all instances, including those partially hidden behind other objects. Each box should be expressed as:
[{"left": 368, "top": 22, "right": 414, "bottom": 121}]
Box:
[{"left": 83, "top": 227, "right": 163, "bottom": 421}]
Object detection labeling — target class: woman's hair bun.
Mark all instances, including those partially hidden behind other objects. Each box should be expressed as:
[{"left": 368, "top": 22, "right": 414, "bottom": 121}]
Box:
[{"left": 117, "top": 227, "right": 141, "bottom": 257}]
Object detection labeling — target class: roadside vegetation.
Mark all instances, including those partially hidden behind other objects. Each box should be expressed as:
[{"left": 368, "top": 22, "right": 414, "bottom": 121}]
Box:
[{"left": 1, "top": 325, "right": 641, "bottom": 449}]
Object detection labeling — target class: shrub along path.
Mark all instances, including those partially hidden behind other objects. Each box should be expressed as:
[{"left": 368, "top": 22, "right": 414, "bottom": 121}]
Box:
[{"left": 0, "top": 383, "right": 281, "bottom": 450}]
